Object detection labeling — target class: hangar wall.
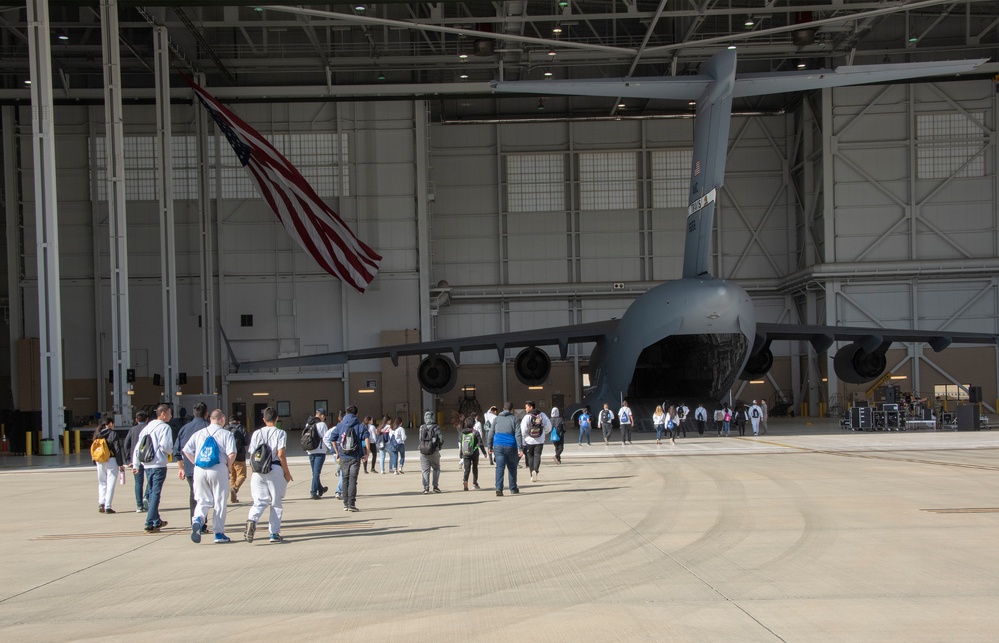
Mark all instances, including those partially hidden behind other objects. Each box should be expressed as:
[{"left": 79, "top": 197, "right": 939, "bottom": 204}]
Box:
[{"left": 3, "top": 76, "right": 997, "bottom": 425}]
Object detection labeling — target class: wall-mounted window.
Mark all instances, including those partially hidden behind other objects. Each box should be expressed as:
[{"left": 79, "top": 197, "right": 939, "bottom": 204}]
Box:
[
  {"left": 916, "top": 112, "right": 986, "bottom": 179},
  {"left": 240, "top": 314, "right": 253, "bottom": 327},
  {"left": 506, "top": 153, "right": 564, "bottom": 212},
  {"left": 579, "top": 152, "right": 637, "bottom": 210},
  {"left": 650, "top": 148, "right": 693, "bottom": 208}
]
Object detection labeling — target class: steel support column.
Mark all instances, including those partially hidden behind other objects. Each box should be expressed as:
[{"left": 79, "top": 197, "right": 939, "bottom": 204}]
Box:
[
  {"left": 26, "top": 0, "right": 65, "bottom": 438},
  {"left": 3, "top": 106, "right": 23, "bottom": 411},
  {"left": 100, "top": 0, "right": 132, "bottom": 426},
  {"left": 194, "top": 74, "right": 216, "bottom": 400},
  {"left": 415, "top": 99, "right": 433, "bottom": 413},
  {"left": 154, "top": 26, "right": 179, "bottom": 402}
]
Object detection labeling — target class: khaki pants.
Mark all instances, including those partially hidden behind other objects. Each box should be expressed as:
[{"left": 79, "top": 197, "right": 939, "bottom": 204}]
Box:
[{"left": 230, "top": 460, "right": 247, "bottom": 495}]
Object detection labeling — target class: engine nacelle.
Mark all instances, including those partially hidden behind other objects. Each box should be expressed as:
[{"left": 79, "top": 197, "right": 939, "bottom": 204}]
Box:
[
  {"left": 514, "top": 347, "right": 551, "bottom": 386},
  {"left": 417, "top": 355, "right": 458, "bottom": 394},
  {"left": 834, "top": 342, "right": 887, "bottom": 384},
  {"left": 739, "top": 347, "right": 773, "bottom": 380}
]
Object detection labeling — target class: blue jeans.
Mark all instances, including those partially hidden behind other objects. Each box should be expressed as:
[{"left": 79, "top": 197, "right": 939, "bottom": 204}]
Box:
[
  {"left": 493, "top": 445, "right": 520, "bottom": 492},
  {"left": 309, "top": 453, "right": 326, "bottom": 496},
  {"left": 387, "top": 446, "right": 399, "bottom": 471},
  {"left": 578, "top": 426, "right": 591, "bottom": 445},
  {"left": 396, "top": 444, "right": 406, "bottom": 470},
  {"left": 144, "top": 467, "right": 167, "bottom": 529},
  {"left": 133, "top": 463, "right": 146, "bottom": 508},
  {"left": 340, "top": 456, "right": 361, "bottom": 508},
  {"left": 655, "top": 424, "right": 664, "bottom": 440}
]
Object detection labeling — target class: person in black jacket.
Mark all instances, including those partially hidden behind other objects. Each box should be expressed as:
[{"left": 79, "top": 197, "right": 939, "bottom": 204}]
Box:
[
  {"left": 550, "top": 407, "right": 566, "bottom": 464},
  {"left": 123, "top": 410, "right": 149, "bottom": 512},
  {"left": 226, "top": 420, "right": 249, "bottom": 503},
  {"left": 93, "top": 419, "right": 126, "bottom": 514}
]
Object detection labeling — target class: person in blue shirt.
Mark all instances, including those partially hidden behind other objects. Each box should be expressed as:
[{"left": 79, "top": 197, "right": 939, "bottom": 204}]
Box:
[
  {"left": 486, "top": 402, "right": 523, "bottom": 497},
  {"left": 577, "top": 406, "right": 592, "bottom": 446},
  {"left": 325, "top": 405, "right": 369, "bottom": 512},
  {"left": 173, "top": 402, "right": 209, "bottom": 532}
]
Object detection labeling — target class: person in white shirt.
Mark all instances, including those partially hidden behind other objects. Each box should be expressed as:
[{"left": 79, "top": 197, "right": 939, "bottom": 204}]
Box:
[
  {"left": 304, "top": 409, "right": 330, "bottom": 499},
  {"left": 245, "top": 406, "right": 293, "bottom": 543},
  {"left": 390, "top": 417, "right": 407, "bottom": 474},
  {"left": 182, "top": 409, "right": 237, "bottom": 544},
  {"left": 618, "top": 401, "right": 634, "bottom": 445},
  {"left": 652, "top": 405, "right": 666, "bottom": 445},
  {"left": 694, "top": 403, "right": 708, "bottom": 436},
  {"left": 364, "top": 416, "right": 379, "bottom": 474},
  {"left": 598, "top": 403, "right": 615, "bottom": 445},
  {"left": 748, "top": 400, "right": 764, "bottom": 436},
  {"left": 131, "top": 404, "right": 174, "bottom": 533},
  {"left": 520, "top": 401, "right": 552, "bottom": 482},
  {"left": 482, "top": 405, "right": 498, "bottom": 464}
]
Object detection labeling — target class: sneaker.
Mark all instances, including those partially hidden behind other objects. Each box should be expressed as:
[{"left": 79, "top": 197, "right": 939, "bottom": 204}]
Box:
[
  {"left": 214, "top": 533, "right": 231, "bottom": 544},
  {"left": 230, "top": 491, "right": 237, "bottom": 503},
  {"left": 105, "top": 508, "right": 116, "bottom": 514},
  {"left": 334, "top": 492, "right": 343, "bottom": 500},
  {"left": 98, "top": 505, "right": 105, "bottom": 513},
  {"left": 320, "top": 486, "right": 328, "bottom": 497},
  {"left": 143, "top": 501, "right": 149, "bottom": 511},
  {"left": 201, "top": 524, "right": 209, "bottom": 534},
  {"left": 136, "top": 507, "right": 144, "bottom": 513},
  {"left": 347, "top": 506, "right": 359, "bottom": 512},
  {"left": 344, "top": 506, "right": 350, "bottom": 511},
  {"left": 531, "top": 472, "right": 537, "bottom": 482},
  {"left": 310, "top": 494, "right": 319, "bottom": 500},
  {"left": 473, "top": 483, "right": 480, "bottom": 490},
  {"left": 244, "top": 520, "right": 256, "bottom": 543},
  {"left": 496, "top": 490, "right": 504, "bottom": 496},
  {"left": 433, "top": 487, "right": 441, "bottom": 493},
  {"left": 463, "top": 482, "right": 468, "bottom": 491},
  {"left": 510, "top": 488, "right": 520, "bottom": 494},
  {"left": 191, "top": 518, "right": 203, "bottom": 543},
  {"left": 423, "top": 488, "right": 429, "bottom": 494},
  {"left": 269, "top": 533, "right": 283, "bottom": 543}
]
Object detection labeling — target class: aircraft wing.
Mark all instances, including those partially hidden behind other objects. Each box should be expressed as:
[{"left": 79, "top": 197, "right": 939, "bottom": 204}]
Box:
[
  {"left": 236, "top": 319, "right": 619, "bottom": 371},
  {"left": 491, "top": 59, "right": 988, "bottom": 101},
  {"left": 757, "top": 322, "right": 999, "bottom": 354}
]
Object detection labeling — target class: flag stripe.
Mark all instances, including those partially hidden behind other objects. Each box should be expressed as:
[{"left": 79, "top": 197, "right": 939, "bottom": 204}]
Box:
[{"left": 183, "top": 74, "right": 381, "bottom": 292}]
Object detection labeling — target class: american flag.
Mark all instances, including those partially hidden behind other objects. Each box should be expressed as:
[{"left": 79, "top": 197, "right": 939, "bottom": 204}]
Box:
[
  {"left": 693, "top": 159, "right": 701, "bottom": 177},
  {"left": 182, "top": 74, "right": 381, "bottom": 293}
]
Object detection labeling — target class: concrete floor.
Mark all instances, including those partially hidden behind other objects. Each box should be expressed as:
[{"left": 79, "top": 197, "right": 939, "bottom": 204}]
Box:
[{"left": 2, "top": 418, "right": 998, "bottom": 641}]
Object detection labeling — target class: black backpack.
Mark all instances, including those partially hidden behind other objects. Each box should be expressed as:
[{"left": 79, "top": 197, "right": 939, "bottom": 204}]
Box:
[
  {"left": 418, "top": 424, "right": 437, "bottom": 455},
  {"left": 528, "top": 412, "right": 544, "bottom": 438},
  {"left": 301, "top": 417, "right": 321, "bottom": 450},
  {"left": 137, "top": 433, "right": 156, "bottom": 464},
  {"left": 250, "top": 440, "right": 273, "bottom": 473}
]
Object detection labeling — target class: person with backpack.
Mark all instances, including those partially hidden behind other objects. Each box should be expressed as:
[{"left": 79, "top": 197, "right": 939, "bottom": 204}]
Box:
[
  {"left": 598, "top": 403, "right": 615, "bottom": 445},
  {"left": 390, "top": 416, "right": 407, "bottom": 475},
  {"left": 722, "top": 403, "right": 732, "bottom": 436},
  {"left": 245, "top": 406, "right": 293, "bottom": 542},
  {"left": 666, "top": 405, "right": 678, "bottom": 445},
  {"left": 550, "top": 407, "right": 566, "bottom": 464},
  {"left": 520, "top": 401, "right": 552, "bottom": 482},
  {"left": 130, "top": 404, "right": 174, "bottom": 533},
  {"left": 226, "top": 419, "right": 249, "bottom": 503},
  {"left": 92, "top": 419, "right": 125, "bottom": 514},
  {"left": 174, "top": 402, "right": 210, "bottom": 530},
  {"left": 748, "top": 400, "right": 764, "bottom": 436},
  {"left": 377, "top": 416, "right": 393, "bottom": 474},
  {"left": 652, "top": 405, "right": 666, "bottom": 446},
  {"left": 713, "top": 406, "right": 725, "bottom": 436},
  {"left": 459, "top": 416, "right": 487, "bottom": 490},
  {"left": 695, "top": 403, "right": 708, "bottom": 436},
  {"left": 676, "top": 403, "right": 689, "bottom": 438},
  {"left": 417, "top": 411, "right": 444, "bottom": 494},
  {"left": 325, "top": 405, "right": 368, "bottom": 511},
  {"left": 123, "top": 410, "right": 149, "bottom": 512},
  {"left": 301, "top": 409, "right": 329, "bottom": 500},
  {"left": 618, "top": 400, "right": 634, "bottom": 445},
  {"left": 577, "top": 406, "right": 592, "bottom": 446},
  {"left": 487, "top": 402, "right": 522, "bottom": 496},
  {"left": 734, "top": 403, "right": 747, "bottom": 436},
  {"left": 182, "top": 409, "right": 236, "bottom": 544}
]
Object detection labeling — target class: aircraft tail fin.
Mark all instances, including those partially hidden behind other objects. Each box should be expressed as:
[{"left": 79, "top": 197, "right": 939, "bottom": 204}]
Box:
[{"left": 683, "top": 50, "right": 736, "bottom": 278}]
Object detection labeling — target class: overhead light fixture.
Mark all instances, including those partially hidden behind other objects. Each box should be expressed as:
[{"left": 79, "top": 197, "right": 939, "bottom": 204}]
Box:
[
  {"left": 558, "top": 0, "right": 569, "bottom": 7},
  {"left": 744, "top": 17, "right": 755, "bottom": 28},
  {"left": 543, "top": 69, "right": 553, "bottom": 77},
  {"left": 552, "top": 24, "right": 562, "bottom": 35},
  {"left": 890, "top": 375, "right": 908, "bottom": 380},
  {"left": 253, "top": 7, "right": 263, "bottom": 12},
  {"left": 459, "top": 72, "right": 468, "bottom": 80},
  {"left": 357, "top": 388, "right": 375, "bottom": 394},
  {"left": 57, "top": 34, "right": 69, "bottom": 41},
  {"left": 548, "top": 48, "right": 557, "bottom": 57},
  {"left": 797, "top": 61, "right": 807, "bottom": 69},
  {"left": 354, "top": 4, "right": 365, "bottom": 11},
  {"left": 688, "top": 100, "right": 696, "bottom": 106},
  {"left": 749, "top": 380, "right": 765, "bottom": 384},
  {"left": 537, "top": 98, "right": 545, "bottom": 111},
  {"left": 175, "top": 390, "right": 183, "bottom": 396},
  {"left": 727, "top": 45, "right": 737, "bottom": 50},
  {"left": 252, "top": 392, "right": 269, "bottom": 397},
  {"left": 528, "top": 386, "right": 544, "bottom": 390},
  {"left": 822, "top": 377, "right": 828, "bottom": 382},
  {"left": 377, "top": 72, "right": 385, "bottom": 81},
  {"left": 617, "top": 102, "right": 626, "bottom": 108},
  {"left": 908, "top": 36, "right": 918, "bottom": 43},
  {"left": 459, "top": 52, "right": 469, "bottom": 60}
]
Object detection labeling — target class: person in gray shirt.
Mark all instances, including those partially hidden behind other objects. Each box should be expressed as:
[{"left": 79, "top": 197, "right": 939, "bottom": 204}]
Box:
[{"left": 486, "top": 402, "right": 522, "bottom": 497}]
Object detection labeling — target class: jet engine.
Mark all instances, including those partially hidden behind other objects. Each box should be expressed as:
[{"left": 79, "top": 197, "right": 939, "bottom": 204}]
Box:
[
  {"left": 417, "top": 354, "right": 458, "bottom": 394},
  {"left": 833, "top": 341, "right": 887, "bottom": 384},
  {"left": 514, "top": 347, "right": 551, "bottom": 386},
  {"left": 740, "top": 346, "right": 773, "bottom": 380}
]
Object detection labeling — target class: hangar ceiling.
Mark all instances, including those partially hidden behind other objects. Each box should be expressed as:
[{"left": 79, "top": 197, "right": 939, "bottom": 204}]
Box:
[{"left": 1, "top": 0, "right": 997, "bottom": 118}]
